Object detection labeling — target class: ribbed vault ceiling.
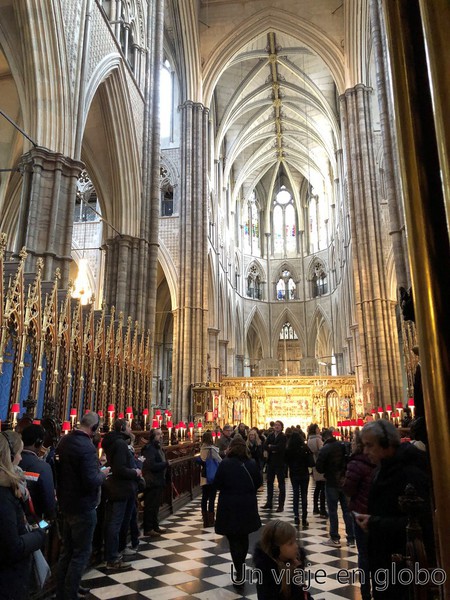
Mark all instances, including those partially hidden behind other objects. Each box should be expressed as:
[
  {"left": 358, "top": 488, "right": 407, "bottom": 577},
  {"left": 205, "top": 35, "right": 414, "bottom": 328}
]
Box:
[{"left": 213, "top": 31, "right": 339, "bottom": 212}]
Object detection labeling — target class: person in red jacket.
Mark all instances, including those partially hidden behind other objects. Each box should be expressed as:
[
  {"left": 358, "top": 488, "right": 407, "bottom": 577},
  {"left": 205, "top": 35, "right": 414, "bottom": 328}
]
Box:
[{"left": 343, "top": 431, "right": 375, "bottom": 600}]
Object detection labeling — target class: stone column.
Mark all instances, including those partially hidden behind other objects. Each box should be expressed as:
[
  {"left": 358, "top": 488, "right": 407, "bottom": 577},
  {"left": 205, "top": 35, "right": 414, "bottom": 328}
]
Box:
[
  {"left": 16, "top": 147, "right": 84, "bottom": 283},
  {"left": 369, "top": 1, "right": 410, "bottom": 289},
  {"left": 171, "top": 102, "right": 209, "bottom": 419},
  {"left": 103, "top": 235, "right": 141, "bottom": 317},
  {"left": 103, "top": 0, "right": 163, "bottom": 339},
  {"left": 340, "top": 85, "right": 402, "bottom": 407}
]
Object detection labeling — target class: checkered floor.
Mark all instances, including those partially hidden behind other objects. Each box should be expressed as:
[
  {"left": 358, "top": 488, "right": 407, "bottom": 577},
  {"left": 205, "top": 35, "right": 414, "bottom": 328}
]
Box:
[{"left": 81, "top": 480, "right": 362, "bottom": 600}]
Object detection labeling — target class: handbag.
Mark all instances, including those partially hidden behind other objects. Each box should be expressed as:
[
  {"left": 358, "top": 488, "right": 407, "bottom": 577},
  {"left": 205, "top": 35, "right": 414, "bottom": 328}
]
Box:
[
  {"left": 205, "top": 450, "right": 219, "bottom": 484},
  {"left": 306, "top": 447, "right": 315, "bottom": 468},
  {"left": 32, "top": 548, "right": 51, "bottom": 589}
]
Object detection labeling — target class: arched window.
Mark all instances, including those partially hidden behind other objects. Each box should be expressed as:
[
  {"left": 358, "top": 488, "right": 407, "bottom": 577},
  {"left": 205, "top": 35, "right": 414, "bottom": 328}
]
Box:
[
  {"left": 276, "top": 269, "right": 296, "bottom": 301},
  {"left": 247, "top": 264, "right": 262, "bottom": 300},
  {"left": 272, "top": 187, "right": 297, "bottom": 256},
  {"left": 279, "top": 322, "right": 298, "bottom": 340},
  {"left": 243, "top": 192, "right": 260, "bottom": 255},
  {"left": 160, "top": 165, "right": 175, "bottom": 216},
  {"left": 160, "top": 59, "right": 173, "bottom": 140},
  {"left": 311, "top": 260, "right": 328, "bottom": 297},
  {"left": 161, "top": 184, "right": 173, "bottom": 216}
]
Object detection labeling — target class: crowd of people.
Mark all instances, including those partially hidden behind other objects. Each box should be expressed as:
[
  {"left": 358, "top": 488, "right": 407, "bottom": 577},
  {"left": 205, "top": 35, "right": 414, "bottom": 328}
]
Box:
[{"left": 0, "top": 412, "right": 434, "bottom": 600}]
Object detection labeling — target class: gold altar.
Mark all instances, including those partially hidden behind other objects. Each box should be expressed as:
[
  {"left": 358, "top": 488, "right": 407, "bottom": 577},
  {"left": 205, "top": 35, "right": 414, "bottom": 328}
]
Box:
[{"left": 218, "top": 376, "right": 359, "bottom": 430}]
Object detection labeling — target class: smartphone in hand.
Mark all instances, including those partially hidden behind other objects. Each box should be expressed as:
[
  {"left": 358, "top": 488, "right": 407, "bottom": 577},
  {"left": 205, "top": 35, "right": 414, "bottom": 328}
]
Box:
[{"left": 38, "top": 519, "right": 49, "bottom": 530}]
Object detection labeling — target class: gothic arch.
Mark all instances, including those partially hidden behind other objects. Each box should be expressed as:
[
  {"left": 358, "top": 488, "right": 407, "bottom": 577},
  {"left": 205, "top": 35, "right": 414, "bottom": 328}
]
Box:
[
  {"left": 245, "top": 306, "right": 270, "bottom": 359},
  {"left": 271, "top": 309, "right": 306, "bottom": 354},
  {"left": 157, "top": 241, "right": 178, "bottom": 311},
  {"left": 81, "top": 66, "right": 141, "bottom": 237},
  {"left": 309, "top": 305, "right": 333, "bottom": 362}
]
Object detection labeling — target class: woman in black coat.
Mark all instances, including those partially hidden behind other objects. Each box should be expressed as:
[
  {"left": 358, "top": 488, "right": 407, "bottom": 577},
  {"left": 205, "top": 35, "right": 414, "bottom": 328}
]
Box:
[
  {"left": 214, "top": 437, "right": 262, "bottom": 587},
  {"left": 285, "top": 430, "right": 312, "bottom": 527},
  {"left": 0, "top": 431, "right": 46, "bottom": 600}
]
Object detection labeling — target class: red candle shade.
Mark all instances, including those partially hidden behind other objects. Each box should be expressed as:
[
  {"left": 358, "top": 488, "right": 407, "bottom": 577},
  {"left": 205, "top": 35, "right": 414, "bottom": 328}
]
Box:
[
  {"left": 98, "top": 410, "right": 103, "bottom": 418},
  {"left": 62, "top": 421, "right": 71, "bottom": 433},
  {"left": 408, "top": 398, "right": 415, "bottom": 407},
  {"left": 357, "top": 418, "right": 364, "bottom": 427},
  {"left": 118, "top": 412, "right": 124, "bottom": 419},
  {"left": 197, "top": 421, "right": 203, "bottom": 429},
  {"left": 70, "top": 408, "right": 77, "bottom": 417},
  {"left": 143, "top": 408, "right": 149, "bottom": 416},
  {"left": 166, "top": 420, "right": 173, "bottom": 428},
  {"left": 107, "top": 404, "right": 115, "bottom": 413},
  {"left": 125, "top": 406, "right": 133, "bottom": 414},
  {"left": 11, "top": 403, "right": 20, "bottom": 414},
  {"left": 377, "top": 406, "right": 384, "bottom": 413},
  {"left": 395, "top": 401, "right": 403, "bottom": 410},
  {"left": 152, "top": 419, "right": 159, "bottom": 428},
  {"left": 386, "top": 405, "right": 392, "bottom": 412}
]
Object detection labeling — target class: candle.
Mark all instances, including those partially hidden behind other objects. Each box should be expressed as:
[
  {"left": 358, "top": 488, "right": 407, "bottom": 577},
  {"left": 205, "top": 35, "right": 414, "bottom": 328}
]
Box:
[
  {"left": 188, "top": 421, "right": 194, "bottom": 439},
  {"left": 386, "top": 405, "right": 392, "bottom": 421},
  {"left": 167, "top": 420, "right": 173, "bottom": 442},
  {"left": 143, "top": 408, "right": 149, "bottom": 430},
  {"left": 125, "top": 406, "right": 133, "bottom": 423},
  {"left": 62, "top": 421, "right": 71, "bottom": 434},
  {"left": 408, "top": 398, "right": 415, "bottom": 419},
  {"left": 70, "top": 407, "right": 77, "bottom": 428}
]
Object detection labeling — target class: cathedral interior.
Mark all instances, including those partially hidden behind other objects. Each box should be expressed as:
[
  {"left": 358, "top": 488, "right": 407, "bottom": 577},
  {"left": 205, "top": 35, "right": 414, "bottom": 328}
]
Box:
[{"left": 0, "top": 0, "right": 449, "bottom": 596}]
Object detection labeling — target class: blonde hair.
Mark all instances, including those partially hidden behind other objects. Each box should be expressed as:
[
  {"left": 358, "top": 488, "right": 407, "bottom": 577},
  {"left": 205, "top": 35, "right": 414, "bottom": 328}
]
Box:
[
  {"left": 0, "top": 431, "right": 23, "bottom": 496},
  {"left": 246, "top": 428, "right": 261, "bottom": 447}
]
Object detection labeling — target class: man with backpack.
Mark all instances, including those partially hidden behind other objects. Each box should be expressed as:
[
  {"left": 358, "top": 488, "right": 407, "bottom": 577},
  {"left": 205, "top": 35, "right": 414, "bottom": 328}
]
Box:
[{"left": 315, "top": 428, "right": 355, "bottom": 548}]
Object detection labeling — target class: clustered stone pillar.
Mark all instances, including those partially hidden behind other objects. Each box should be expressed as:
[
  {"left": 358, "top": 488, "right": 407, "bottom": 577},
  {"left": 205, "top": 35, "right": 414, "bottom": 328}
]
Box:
[
  {"left": 171, "top": 101, "right": 209, "bottom": 419},
  {"left": 103, "top": 0, "right": 163, "bottom": 355},
  {"left": 16, "top": 147, "right": 84, "bottom": 284},
  {"left": 340, "top": 85, "right": 402, "bottom": 407}
]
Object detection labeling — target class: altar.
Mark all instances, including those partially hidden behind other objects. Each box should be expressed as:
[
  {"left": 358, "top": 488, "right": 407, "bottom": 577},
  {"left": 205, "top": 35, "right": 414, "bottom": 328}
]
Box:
[{"left": 218, "top": 376, "right": 359, "bottom": 430}]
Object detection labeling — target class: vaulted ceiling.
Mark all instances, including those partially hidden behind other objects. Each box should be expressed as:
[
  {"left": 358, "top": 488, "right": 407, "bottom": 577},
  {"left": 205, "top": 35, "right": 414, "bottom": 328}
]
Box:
[{"left": 211, "top": 30, "right": 340, "bottom": 213}]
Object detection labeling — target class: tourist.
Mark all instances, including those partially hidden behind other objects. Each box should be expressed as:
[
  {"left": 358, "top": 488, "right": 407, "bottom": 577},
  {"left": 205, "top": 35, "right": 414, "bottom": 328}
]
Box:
[
  {"left": 19, "top": 424, "right": 56, "bottom": 521},
  {"left": 343, "top": 430, "right": 375, "bottom": 600},
  {"left": 217, "top": 423, "right": 233, "bottom": 457},
  {"left": 246, "top": 427, "right": 263, "bottom": 473},
  {"left": 285, "top": 430, "right": 312, "bottom": 527},
  {"left": 356, "top": 420, "right": 434, "bottom": 599},
  {"left": 307, "top": 423, "right": 327, "bottom": 517},
  {"left": 214, "top": 437, "right": 262, "bottom": 588},
  {"left": 262, "top": 420, "right": 287, "bottom": 511},
  {"left": 253, "top": 520, "right": 308, "bottom": 599},
  {"left": 102, "top": 418, "right": 142, "bottom": 570},
  {"left": 315, "top": 428, "right": 355, "bottom": 548},
  {"left": 200, "top": 430, "right": 221, "bottom": 527},
  {"left": 55, "top": 412, "right": 109, "bottom": 600},
  {"left": 141, "top": 428, "right": 168, "bottom": 537}
]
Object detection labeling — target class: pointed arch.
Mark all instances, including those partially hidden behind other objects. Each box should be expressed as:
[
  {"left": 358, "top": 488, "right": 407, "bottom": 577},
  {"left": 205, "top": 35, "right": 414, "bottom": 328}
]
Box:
[
  {"left": 245, "top": 306, "right": 270, "bottom": 359},
  {"left": 157, "top": 241, "right": 178, "bottom": 311},
  {"left": 271, "top": 308, "right": 305, "bottom": 351}
]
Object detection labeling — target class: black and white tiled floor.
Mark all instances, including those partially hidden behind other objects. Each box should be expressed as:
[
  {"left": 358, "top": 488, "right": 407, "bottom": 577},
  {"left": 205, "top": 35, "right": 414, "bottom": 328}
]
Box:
[{"left": 81, "top": 481, "right": 362, "bottom": 600}]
